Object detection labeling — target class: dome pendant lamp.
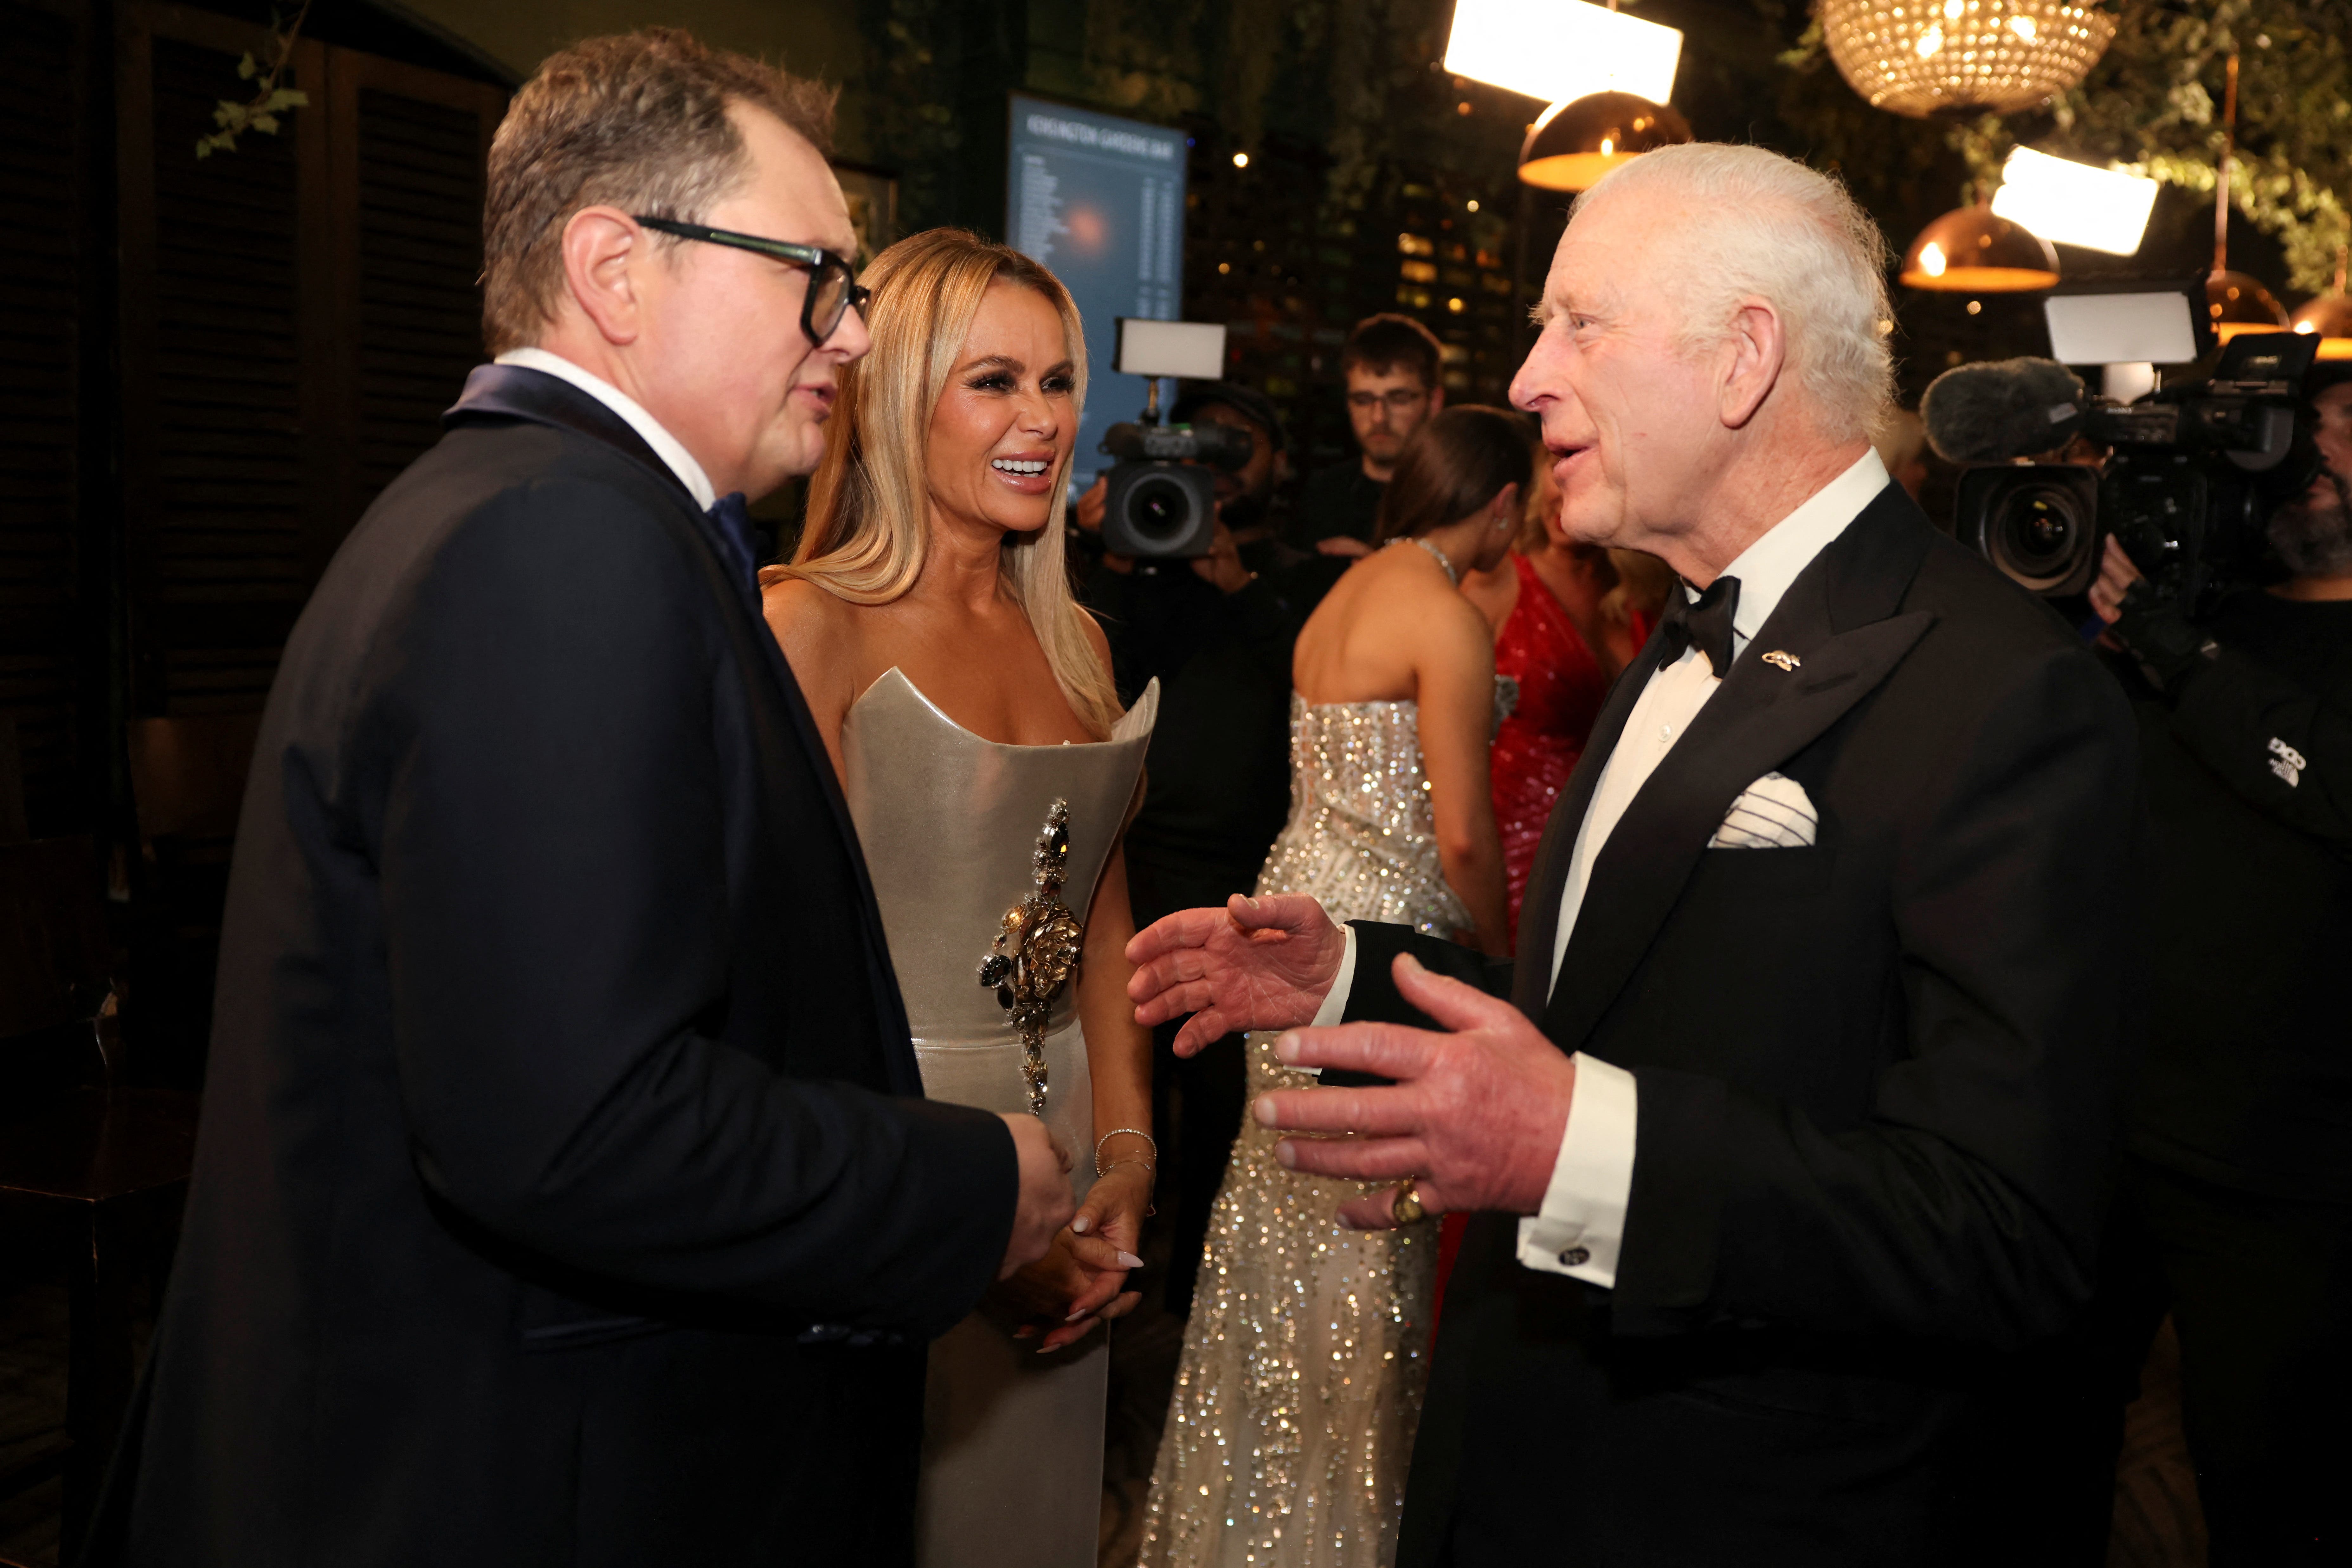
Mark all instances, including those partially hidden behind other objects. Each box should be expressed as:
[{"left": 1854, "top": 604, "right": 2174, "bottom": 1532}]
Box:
[
  {"left": 1516, "top": 91, "right": 1692, "bottom": 191},
  {"left": 2290, "top": 248, "right": 2352, "bottom": 362},
  {"left": 1898, "top": 201, "right": 2059, "bottom": 293}
]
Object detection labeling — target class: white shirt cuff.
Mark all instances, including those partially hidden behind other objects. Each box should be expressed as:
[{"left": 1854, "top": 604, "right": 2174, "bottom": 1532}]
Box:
[
  {"left": 1308, "top": 922, "right": 1357, "bottom": 1028},
  {"left": 1515, "top": 1054, "right": 1638, "bottom": 1288}
]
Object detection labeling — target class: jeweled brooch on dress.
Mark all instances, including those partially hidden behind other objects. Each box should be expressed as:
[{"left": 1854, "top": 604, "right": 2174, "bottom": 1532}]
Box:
[{"left": 978, "top": 799, "right": 1083, "bottom": 1119}]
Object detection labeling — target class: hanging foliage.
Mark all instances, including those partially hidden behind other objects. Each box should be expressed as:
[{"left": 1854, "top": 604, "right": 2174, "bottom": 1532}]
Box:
[{"left": 195, "top": 1, "right": 311, "bottom": 159}]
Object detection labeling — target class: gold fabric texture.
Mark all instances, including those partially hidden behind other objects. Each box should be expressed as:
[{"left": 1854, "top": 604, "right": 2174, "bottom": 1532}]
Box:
[{"left": 1142, "top": 695, "right": 1479, "bottom": 1568}]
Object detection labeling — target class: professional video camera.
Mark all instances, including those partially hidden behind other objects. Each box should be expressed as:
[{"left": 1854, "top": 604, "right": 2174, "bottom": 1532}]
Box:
[
  {"left": 1924, "top": 299, "right": 2322, "bottom": 610},
  {"left": 1094, "top": 317, "right": 1247, "bottom": 558},
  {"left": 1099, "top": 419, "right": 1256, "bottom": 557}
]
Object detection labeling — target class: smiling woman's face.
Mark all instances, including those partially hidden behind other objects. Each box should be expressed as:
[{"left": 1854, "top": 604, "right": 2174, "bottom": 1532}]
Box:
[{"left": 926, "top": 280, "right": 1076, "bottom": 538}]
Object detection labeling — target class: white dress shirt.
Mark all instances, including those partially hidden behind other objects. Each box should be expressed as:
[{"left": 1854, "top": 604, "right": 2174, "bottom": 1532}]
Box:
[
  {"left": 493, "top": 347, "right": 717, "bottom": 510},
  {"left": 1312, "top": 448, "right": 1891, "bottom": 1288}
]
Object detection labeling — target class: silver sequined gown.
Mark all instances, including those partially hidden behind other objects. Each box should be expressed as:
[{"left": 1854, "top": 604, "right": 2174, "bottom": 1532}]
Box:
[
  {"left": 1140, "top": 694, "right": 1485, "bottom": 1568},
  {"left": 840, "top": 668, "right": 1157, "bottom": 1568}
]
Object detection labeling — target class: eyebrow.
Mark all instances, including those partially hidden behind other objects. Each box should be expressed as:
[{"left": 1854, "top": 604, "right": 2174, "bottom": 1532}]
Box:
[{"left": 959, "top": 354, "right": 1076, "bottom": 379}]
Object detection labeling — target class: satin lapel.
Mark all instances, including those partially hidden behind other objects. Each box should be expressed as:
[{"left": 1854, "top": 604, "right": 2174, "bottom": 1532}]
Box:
[
  {"left": 1539, "top": 485, "right": 1939, "bottom": 1052},
  {"left": 1509, "top": 616, "right": 1669, "bottom": 1020},
  {"left": 447, "top": 364, "right": 925, "bottom": 1094}
]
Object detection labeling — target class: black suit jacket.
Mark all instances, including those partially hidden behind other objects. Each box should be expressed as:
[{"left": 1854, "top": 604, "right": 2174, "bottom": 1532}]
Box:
[
  {"left": 1344, "top": 485, "right": 2143, "bottom": 1565},
  {"left": 106, "top": 367, "right": 1015, "bottom": 1567}
]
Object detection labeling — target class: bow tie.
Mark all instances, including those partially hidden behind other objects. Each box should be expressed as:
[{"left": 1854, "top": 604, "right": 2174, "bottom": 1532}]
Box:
[
  {"left": 1659, "top": 574, "right": 1741, "bottom": 677},
  {"left": 705, "top": 491, "right": 760, "bottom": 597}
]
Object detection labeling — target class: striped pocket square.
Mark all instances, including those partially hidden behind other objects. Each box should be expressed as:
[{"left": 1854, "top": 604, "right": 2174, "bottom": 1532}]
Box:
[{"left": 1710, "top": 771, "right": 1818, "bottom": 849}]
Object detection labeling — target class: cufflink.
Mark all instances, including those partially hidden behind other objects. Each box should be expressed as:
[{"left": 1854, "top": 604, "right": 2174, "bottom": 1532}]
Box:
[{"left": 1557, "top": 1247, "right": 1590, "bottom": 1267}]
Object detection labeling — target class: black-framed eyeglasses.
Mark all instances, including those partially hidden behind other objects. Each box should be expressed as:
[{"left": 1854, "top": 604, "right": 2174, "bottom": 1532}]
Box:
[{"left": 634, "top": 216, "right": 870, "bottom": 346}]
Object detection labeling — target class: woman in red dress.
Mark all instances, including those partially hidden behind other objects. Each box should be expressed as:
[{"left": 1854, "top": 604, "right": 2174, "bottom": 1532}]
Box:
[{"left": 1461, "top": 468, "right": 1667, "bottom": 940}]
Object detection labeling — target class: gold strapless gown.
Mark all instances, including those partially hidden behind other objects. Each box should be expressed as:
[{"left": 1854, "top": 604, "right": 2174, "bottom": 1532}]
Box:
[
  {"left": 841, "top": 668, "right": 1157, "bottom": 1568},
  {"left": 1140, "top": 695, "right": 1474, "bottom": 1568}
]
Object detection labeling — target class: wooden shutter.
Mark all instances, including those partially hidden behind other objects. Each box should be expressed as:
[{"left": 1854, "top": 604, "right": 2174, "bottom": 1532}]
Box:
[
  {"left": 328, "top": 50, "right": 504, "bottom": 528},
  {"left": 0, "top": 0, "right": 89, "bottom": 831},
  {"left": 116, "top": 4, "right": 330, "bottom": 715},
  {"left": 115, "top": 4, "right": 504, "bottom": 719}
]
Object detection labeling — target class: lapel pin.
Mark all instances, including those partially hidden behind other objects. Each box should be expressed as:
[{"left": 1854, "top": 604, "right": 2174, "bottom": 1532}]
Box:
[{"left": 1760, "top": 650, "right": 1801, "bottom": 672}]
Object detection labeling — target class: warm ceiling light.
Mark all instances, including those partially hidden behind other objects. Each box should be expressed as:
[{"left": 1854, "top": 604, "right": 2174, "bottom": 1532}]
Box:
[
  {"left": 1231, "top": 151, "right": 1249, "bottom": 168},
  {"left": 1989, "top": 147, "right": 2159, "bottom": 257},
  {"left": 1819, "top": 0, "right": 2116, "bottom": 118},
  {"left": 2290, "top": 290, "right": 2352, "bottom": 362},
  {"left": 2209, "top": 270, "right": 2290, "bottom": 340},
  {"left": 1444, "top": 0, "right": 1682, "bottom": 106},
  {"left": 1898, "top": 205, "right": 2059, "bottom": 293},
  {"left": 1516, "top": 92, "right": 1692, "bottom": 192}
]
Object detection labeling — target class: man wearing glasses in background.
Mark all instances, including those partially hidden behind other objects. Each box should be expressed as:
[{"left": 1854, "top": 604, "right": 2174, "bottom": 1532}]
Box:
[
  {"left": 1294, "top": 313, "right": 1449, "bottom": 557},
  {"left": 94, "top": 29, "right": 1070, "bottom": 1568}
]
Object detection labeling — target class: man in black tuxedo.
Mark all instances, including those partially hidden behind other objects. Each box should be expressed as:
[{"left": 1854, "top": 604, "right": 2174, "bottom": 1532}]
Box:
[
  {"left": 101, "top": 31, "right": 1070, "bottom": 1567},
  {"left": 1127, "top": 143, "right": 2142, "bottom": 1564}
]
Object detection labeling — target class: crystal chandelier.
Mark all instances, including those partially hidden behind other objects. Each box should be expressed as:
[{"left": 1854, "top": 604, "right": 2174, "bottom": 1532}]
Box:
[{"left": 1819, "top": 0, "right": 2117, "bottom": 119}]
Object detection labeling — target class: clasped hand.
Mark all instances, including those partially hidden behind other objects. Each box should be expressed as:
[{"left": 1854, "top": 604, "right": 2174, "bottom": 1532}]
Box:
[{"left": 992, "top": 1145, "right": 1149, "bottom": 1353}]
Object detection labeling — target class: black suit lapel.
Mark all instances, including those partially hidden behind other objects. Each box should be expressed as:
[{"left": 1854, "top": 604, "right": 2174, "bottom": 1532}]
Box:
[
  {"left": 1510, "top": 617, "right": 1665, "bottom": 1020},
  {"left": 1540, "top": 484, "right": 1940, "bottom": 1052},
  {"left": 444, "top": 364, "right": 926, "bottom": 1096}
]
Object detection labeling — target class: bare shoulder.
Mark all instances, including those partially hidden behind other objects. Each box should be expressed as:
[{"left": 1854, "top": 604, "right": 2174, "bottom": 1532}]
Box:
[
  {"left": 1423, "top": 583, "right": 1500, "bottom": 672},
  {"left": 760, "top": 576, "right": 864, "bottom": 709},
  {"left": 761, "top": 573, "right": 849, "bottom": 644}
]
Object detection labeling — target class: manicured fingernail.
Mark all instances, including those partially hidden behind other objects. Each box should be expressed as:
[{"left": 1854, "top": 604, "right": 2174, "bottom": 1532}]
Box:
[
  {"left": 1253, "top": 1094, "right": 1278, "bottom": 1127},
  {"left": 1244, "top": 895, "right": 1260, "bottom": 909},
  {"left": 1013, "top": 1326, "right": 1036, "bottom": 1339},
  {"left": 1274, "top": 1032, "right": 1300, "bottom": 1063},
  {"left": 1117, "top": 1251, "right": 1144, "bottom": 1269},
  {"left": 1071, "top": 1216, "right": 1090, "bottom": 1234},
  {"left": 1066, "top": 1307, "right": 1093, "bottom": 1322},
  {"left": 1397, "top": 952, "right": 1423, "bottom": 973},
  {"left": 1275, "top": 1139, "right": 1297, "bottom": 1169}
]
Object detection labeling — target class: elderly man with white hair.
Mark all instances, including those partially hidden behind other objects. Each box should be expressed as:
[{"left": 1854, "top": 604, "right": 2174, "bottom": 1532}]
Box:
[{"left": 1126, "top": 143, "right": 2140, "bottom": 1564}]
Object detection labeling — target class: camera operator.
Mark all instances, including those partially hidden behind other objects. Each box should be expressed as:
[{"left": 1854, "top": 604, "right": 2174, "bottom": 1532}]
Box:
[
  {"left": 1076, "top": 381, "right": 1323, "bottom": 1314},
  {"left": 2086, "top": 366, "right": 2352, "bottom": 1564},
  {"left": 1292, "top": 313, "right": 1446, "bottom": 558}
]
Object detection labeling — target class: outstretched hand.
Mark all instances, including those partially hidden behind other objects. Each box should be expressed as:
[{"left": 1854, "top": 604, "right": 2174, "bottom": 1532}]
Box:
[
  {"left": 1254, "top": 951, "right": 1575, "bottom": 1230},
  {"left": 1125, "top": 894, "right": 1346, "bottom": 1056}
]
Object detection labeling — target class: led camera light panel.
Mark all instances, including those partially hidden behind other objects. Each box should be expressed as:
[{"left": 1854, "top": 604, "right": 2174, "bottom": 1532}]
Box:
[{"left": 1006, "top": 94, "right": 1189, "bottom": 495}]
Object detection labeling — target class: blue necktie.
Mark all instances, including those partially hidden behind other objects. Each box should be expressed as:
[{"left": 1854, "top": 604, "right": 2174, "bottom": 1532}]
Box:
[{"left": 705, "top": 491, "right": 759, "bottom": 597}]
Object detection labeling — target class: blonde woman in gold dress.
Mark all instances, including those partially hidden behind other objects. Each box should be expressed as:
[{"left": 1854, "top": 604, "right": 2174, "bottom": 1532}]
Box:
[
  {"left": 1140, "top": 407, "right": 1528, "bottom": 1567},
  {"left": 762, "top": 229, "right": 1156, "bottom": 1568}
]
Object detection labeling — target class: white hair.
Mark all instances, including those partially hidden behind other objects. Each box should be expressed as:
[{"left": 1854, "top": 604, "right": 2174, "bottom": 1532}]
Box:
[{"left": 1574, "top": 143, "right": 1894, "bottom": 442}]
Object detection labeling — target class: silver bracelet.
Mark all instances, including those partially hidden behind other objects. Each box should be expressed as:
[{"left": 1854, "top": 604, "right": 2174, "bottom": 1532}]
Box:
[{"left": 1095, "top": 1126, "right": 1157, "bottom": 1172}]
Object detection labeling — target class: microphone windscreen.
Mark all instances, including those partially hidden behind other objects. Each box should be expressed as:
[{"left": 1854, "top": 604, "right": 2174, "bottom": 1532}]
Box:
[{"left": 1920, "top": 358, "right": 2088, "bottom": 464}]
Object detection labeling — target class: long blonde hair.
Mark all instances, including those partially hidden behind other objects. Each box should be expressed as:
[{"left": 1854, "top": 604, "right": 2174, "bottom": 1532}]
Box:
[{"left": 770, "top": 228, "right": 1118, "bottom": 737}]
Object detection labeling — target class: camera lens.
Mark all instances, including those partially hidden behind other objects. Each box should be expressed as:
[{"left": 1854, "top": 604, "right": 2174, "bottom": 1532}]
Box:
[
  {"left": 1986, "top": 480, "right": 2093, "bottom": 593},
  {"left": 1126, "top": 475, "right": 1193, "bottom": 541}
]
